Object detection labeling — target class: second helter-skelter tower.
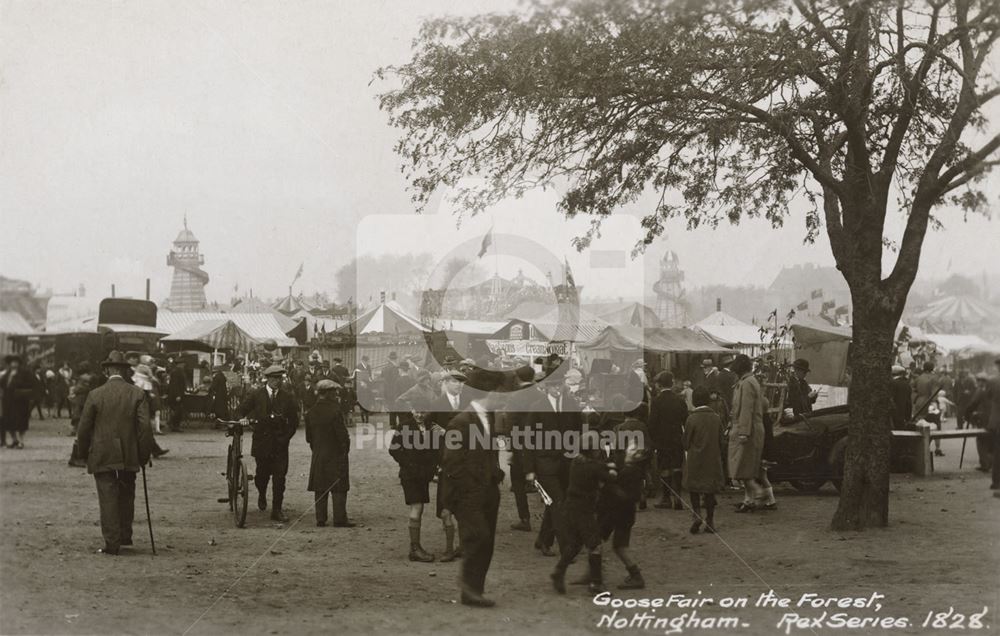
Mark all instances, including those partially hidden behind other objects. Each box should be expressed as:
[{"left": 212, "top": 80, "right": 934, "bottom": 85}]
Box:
[{"left": 165, "top": 217, "right": 209, "bottom": 311}]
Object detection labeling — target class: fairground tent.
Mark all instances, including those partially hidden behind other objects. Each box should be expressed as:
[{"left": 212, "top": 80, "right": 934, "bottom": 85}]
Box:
[
  {"left": 160, "top": 319, "right": 260, "bottom": 353},
  {"left": 911, "top": 333, "right": 1000, "bottom": 358},
  {"left": 158, "top": 311, "right": 298, "bottom": 348},
  {"left": 334, "top": 300, "right": 430, "bottom": 335},
  {"left": 582, "top": 301, "right": 661, "bottom": 328},
  {"left": 691, "top": 311, "right": 792, "bottom": 355},
  {"left": 577, "top": 325, "right": 729, "bottom": 374},
  {"left": 911, "top": 295, "right": 1000, "bottom": 333},
  {"left": 790, "top": 316, "right": 852, "bottom": 386}
]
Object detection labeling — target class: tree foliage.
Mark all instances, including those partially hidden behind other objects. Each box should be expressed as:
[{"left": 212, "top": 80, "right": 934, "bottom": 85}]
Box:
[{"left": 379, "top": 0, "right": 999, "bottom": 305}]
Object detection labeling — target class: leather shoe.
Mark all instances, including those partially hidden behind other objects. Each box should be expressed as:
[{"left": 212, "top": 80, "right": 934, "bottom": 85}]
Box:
[
  {"left": 333, "top": 521, "right": 357, "bottom": 528},
  {"left": 550, "top": 571, "right": 566, "bottom": 594},
  {"left": 510, "top": 520, "right": 532, "bottom": 532},
  {"left": 97, "top": 547, "right": 119, "bottom": 556},
  {"left": 271, "top": 510, "right": 289, "bottom": 523},
  {"left": 534, "top": 541, "right": 556, "bottom": 557},
  {"left": 460, "top": 591, "right": 496, "bottom": 607},
  {"left": 439, "top": 549, "right": 458, "bottom": 563},
  {"left": 258, "top": 493, "right": 267, "bottom": 511},
  {"left": 152, "top": 448, "right": 169, "bottom": 458}
]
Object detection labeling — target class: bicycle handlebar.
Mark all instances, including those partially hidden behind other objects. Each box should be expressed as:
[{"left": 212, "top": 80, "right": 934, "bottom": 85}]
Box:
[{"left": 218, "top": 419, "right": 255, "bottom": 436}]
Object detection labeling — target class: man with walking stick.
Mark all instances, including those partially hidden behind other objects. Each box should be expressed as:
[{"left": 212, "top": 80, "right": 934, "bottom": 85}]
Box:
[{"left": 76, "top": 350, "right": 154, "bottom": 555}]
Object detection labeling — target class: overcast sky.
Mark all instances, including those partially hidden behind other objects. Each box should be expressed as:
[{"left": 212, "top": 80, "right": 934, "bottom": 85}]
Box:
[{"left": 2, "top": 1, "right": 998, "bottom": 305}]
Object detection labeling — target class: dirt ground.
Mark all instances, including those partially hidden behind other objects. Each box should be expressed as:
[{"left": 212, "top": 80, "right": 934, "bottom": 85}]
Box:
[{"left": 1, "top": 413, "right": 997, "bottom": 636}]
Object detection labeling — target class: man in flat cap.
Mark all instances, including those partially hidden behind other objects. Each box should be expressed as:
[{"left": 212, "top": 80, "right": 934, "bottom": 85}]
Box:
[
  {"left": 440, "top": 369, "right": 507, "bottom": 607},
  {"left": 306, "top": 379, "right": 354, "bottom": 527},
  {"left": 240, "top": 365, "right": 299, "bottom": 522},
  {"left": 76, "top": 351, "right": 153, "bottom": 554},
  {"left": 427, "top": 369, "right": 471, "bottom": 561}
]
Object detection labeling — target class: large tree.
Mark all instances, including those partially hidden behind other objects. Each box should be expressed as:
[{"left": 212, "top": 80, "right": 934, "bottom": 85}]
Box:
[{"left": 378, "top": 0, "right": 1000, "bottom": 529}]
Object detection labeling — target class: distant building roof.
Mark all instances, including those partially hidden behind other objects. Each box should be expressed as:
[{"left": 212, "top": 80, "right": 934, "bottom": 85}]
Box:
[
  {"left": 583, "top": 301, "right": 661, "bottom": 328},
  {"left": 0, "top": 311, "right": 34, "bottom": 335}
]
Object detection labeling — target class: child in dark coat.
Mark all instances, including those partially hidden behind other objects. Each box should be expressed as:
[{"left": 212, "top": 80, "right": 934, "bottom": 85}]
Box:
[
  {"left": 683, "top": 387, "right": 726, "bottom": 533},
  {"left": 551, "top": 431, "right": 617, "bottom": 595}
]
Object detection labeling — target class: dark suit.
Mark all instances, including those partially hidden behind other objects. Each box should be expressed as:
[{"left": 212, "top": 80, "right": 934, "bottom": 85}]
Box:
[
  {"left": 76, "top": 375, "right": 153, "bottom": 552},
  {"left": 786, "top": 376, "right": 816, "bottom": 417},
  {"left": 505, "top": 384, "right": 540, "bottom": 523},
  {"left": 209, "top": 371, "right": 229, "bottom": 419},
  {"left": 306, "top": 395, "right": 350, "bottom": 524},
  {"left": 890, "top": 376, "right": 913, "bottom": 430},
  {"left": 167, "top": 366, "right": 187, "bottom": 431},
  {"left": 381, "top": 362, "right": 401, "bottom": 428},
  {"left": 441, "top": 407, "right": 503, "bottom": 596},
  {"left": 524, "top": 390, "right": 582, "bottom": 551},
  {"left": 648, "top": 388, "right": 688, "bottom": 503},
  {"left": 428, "top": 391, "right": 469, "bottom": 517},
  {"left": 240, "top": 385, "right": 299, "bottom": 512}
]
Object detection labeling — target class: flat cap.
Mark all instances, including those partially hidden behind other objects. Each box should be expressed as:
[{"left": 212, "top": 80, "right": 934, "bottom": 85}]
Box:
[
  {"left": 316, "top": 379, "right": 341, "bottom": 391},
  {"left": 263, "top": 365, "right": 285, "bottom": 377}
]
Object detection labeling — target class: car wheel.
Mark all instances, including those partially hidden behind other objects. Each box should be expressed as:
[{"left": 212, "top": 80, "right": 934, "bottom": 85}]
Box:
[{"left": 789, "top": 479, "right": 826, "bottom": 492}]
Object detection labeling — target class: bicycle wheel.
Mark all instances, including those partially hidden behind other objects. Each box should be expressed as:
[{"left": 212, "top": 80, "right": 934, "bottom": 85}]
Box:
[{"left": 233, "top": 459, "right": 249, "bottom": 528}]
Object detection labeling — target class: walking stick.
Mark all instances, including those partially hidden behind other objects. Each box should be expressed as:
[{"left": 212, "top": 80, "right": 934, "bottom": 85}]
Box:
[{"left": 140, "top": 463, "right": 156, "bottom": 555}]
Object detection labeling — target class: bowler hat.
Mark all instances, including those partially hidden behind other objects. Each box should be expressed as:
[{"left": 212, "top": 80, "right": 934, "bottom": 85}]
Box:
[
  {"left": 792, "top": 358, "right": 811, "bottom": 373},
  {"left": 719, "top": 353, "right": 736, "bottom": 367},
  {"left": 263, "top": 365, "right": 285, "bottom": 377},
  {"left": 316, "top": 379, "right": 341, "bottom": 391},
  {"left": 101, "top": 350, "right": 131, "bottom": 368},
  {"left": 3, "top": 354, "right": 23, "bottom": 365},
  {"left": 891, "top": 365, "right": 906, "bottom": 376}
]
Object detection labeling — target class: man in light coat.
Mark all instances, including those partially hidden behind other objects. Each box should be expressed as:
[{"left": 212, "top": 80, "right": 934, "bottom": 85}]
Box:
[{"left": 76, "top": 351, "right": 153, "bottom": 555}]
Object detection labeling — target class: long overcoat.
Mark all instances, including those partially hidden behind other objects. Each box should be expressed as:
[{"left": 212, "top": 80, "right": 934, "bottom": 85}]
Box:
[{"left": 305, "top": 396, "right": 350, "bottom": 493}]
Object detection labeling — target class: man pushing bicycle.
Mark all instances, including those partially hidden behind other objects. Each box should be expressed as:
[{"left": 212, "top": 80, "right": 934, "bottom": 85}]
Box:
[{"left": 240, "top": 365, "right": 299, "bottom": 522}]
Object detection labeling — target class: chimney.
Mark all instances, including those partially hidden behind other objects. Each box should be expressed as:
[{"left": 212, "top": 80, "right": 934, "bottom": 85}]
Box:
[
  {"left": 111, "top": 284, "right": 116, "bottom": 298},
  {"left": 146, "top": 278, "right": 151, "bottom": 301},
  {"left": 380, "top": 291, "right": 386, "bottom": 303},
  {"left": 716, "top": 298, "right": 722, "bottom": 312}
]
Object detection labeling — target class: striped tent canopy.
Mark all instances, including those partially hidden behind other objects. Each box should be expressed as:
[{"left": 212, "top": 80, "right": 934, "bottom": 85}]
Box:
[
  {"left": 335, "top": 301, "right": 430, "bottom": 335},
  {"left": 912, "top": 295, "right": 1000, "bottom": 332},
  {"left": 161, "top": 319, "right": 260, "bottom": 352}
]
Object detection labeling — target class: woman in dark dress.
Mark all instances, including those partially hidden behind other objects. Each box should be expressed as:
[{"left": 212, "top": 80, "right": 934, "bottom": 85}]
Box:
[
  {"left": 306, "top": 380, "right": 354, "bottom": 527},
  {"left": 1, "top": 355, "right": 35, "bottom": 448}
]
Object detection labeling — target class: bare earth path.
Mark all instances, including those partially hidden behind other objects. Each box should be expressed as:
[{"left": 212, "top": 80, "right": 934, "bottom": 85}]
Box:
[{"left": 1, "top": 415, "right": 997, "bottom": 635}]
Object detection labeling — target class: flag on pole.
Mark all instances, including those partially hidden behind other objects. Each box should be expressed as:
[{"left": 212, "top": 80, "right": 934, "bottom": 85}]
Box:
[
  {"left": 811, "top": 288, "right": 824, "bottom": 299},
  {"left": 478, "top": 228, "right": 494, "bottom": 258},
  {"left": 796, "top": 300, "right": 809, "bottom": 311},
  {"left": 564, "top": 257, "right": 576, "bottom": 288},
  {"left": 835, "top": 305, "right": 849, "bottom": 316},
  {"left": 821, "top": 299, "right": 836, "bottom": 312},
  {"left": 292, "top": 263, "right": 304, "bottom": 285}
]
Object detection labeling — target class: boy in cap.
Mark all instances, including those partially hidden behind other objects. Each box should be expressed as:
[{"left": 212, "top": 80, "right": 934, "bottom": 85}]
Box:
[
  {"left": 427, "top": 369, "right": 471, "bottom": 560},
  {"left": 551, "top": 430, "right": 617, "bottom": 595},
  {"left": 239, "top": 365, "right": 299, "bottom": 522},
  {"left": 306, "top": 379, "right": 354, "bottom": 527},
  {"left": 389, "top": 387, "right": 439, "bottom": 562}
]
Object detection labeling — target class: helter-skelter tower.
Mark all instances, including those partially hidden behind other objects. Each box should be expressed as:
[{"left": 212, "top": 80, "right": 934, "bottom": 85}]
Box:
[
  {"left": 653, "top": 249, "right": 687, "bottom": 327},
  {"left": 165, "top": 216, "right": 209, "bottom": 311}
]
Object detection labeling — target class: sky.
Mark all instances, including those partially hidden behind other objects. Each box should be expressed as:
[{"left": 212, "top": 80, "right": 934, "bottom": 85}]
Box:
[{"left": 1, "top": 0, "right": 998, "bottom": 305}]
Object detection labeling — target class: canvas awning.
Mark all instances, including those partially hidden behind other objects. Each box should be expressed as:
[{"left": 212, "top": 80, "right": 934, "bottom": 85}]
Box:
[
  {"left": 161, "top": 319, "right": 260, "bottom": 352},
  {"left": 911, "top": 333, "right": 1000, "bottom": 357},
  {"left": 579, "top": 326, "right": 730, "bottom": 354},
  {"left": 790, "top": 316, "right": 852, "bottom": 345}
]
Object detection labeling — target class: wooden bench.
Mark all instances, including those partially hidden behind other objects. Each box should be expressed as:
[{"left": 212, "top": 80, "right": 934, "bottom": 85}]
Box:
[{"left": 892, "top": 427, "right": 990, "bottom": 476}]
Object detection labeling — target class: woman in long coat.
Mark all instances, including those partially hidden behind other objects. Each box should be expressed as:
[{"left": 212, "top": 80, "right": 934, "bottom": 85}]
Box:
[
  {"left": 727, "top": 355, "right": 766, "bottom": 512},
  {"left": 683, "top": 387, "right": 726, "bottom": 533},
  {"left": 306, "top": 380, "right": 353, "bottom": 527},
  {"left": 1, "top": 355, "right": 35, "bottom": 448}
]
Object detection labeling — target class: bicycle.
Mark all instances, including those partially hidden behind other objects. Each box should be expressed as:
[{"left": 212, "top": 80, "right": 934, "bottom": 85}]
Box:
[{"left": 217, "top": 419, "right": 255, "bottom": 528}]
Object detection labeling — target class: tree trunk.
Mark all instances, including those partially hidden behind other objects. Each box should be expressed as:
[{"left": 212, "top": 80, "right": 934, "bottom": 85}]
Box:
[{"left": 830, "top": 300, "right": 896, "bottom": 531}]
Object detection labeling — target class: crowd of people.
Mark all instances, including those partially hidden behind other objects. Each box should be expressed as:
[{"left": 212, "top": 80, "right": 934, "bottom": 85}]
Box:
[{"left": 4, "top": 344, "right": 999, "bottom": 608}]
